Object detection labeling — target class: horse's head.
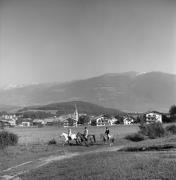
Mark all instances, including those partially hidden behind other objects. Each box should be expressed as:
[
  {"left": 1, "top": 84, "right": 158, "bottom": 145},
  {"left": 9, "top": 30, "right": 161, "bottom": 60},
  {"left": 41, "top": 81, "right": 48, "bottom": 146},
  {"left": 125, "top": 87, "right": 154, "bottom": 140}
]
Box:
[
  {"left": 60, "top": 133, "right": 68, "bottom": 142},
  {"left": 60, "top": 132, "right": 67, "bottom": 138},
  {"left": 76, "top": 132, "right": 81, "bottom": 137}
]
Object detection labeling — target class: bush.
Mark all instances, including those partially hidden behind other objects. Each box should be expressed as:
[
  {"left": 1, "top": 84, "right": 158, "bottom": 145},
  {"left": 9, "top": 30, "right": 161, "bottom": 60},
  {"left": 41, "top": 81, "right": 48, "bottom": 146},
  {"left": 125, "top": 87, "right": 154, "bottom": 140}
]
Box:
[
  {"left": 139, "top": 122, "right": 165, "bottom": 139},
  {"left": 165, "top": 124, "right": 176, "bottom": 134},
  {"left": 48, "top": 138, "right": 57, "bottom": 145},
  {"left": 125, "top": 133, "right": 145, "bottom": 142},
  {"left": 0, "top": 131, "right": 18, "bottom": 149},
  {"left": 91, "top": 120, "right": 97, "bottom": 126}
]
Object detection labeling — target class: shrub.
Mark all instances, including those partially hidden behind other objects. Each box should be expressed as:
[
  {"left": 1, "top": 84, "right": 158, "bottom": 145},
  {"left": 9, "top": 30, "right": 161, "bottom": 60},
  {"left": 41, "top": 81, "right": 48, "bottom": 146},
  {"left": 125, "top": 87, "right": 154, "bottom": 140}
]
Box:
[
  {"left": 91, "top": 120, "right": 97, "bottom": 126},
  {"left": 0, "top": 131, "right": 18, "bottom": 149},
  {"left": 165, "top": 124, "right": 176, "bottom": 134},
  {"left": 8, "top": 132, "right": 18, "bottom": 145},
  {"left": 139, "top": 122, "right": 165, "bottom": 139},
  {"left": 125, "top": 133, "right": 145, "bottom": 142},
  {"left": 48, "top": 138, "right": 57, "bottom": 145}
]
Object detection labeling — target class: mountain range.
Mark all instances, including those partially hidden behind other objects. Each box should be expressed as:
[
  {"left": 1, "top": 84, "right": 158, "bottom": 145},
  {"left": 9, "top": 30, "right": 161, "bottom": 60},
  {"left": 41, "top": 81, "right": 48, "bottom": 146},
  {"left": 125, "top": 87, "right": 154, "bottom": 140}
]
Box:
[{"left": 0, "top": 71, "right": 175, "bottom": 112}]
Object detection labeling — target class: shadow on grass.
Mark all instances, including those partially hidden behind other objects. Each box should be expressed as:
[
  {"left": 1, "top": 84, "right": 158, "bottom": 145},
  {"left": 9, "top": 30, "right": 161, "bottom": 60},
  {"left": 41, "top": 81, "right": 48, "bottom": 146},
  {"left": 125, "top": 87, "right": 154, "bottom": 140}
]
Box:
[
  {"left": 56, "top": 140, "right": 106, "bottom": 147},
  {"left": 120, "top": 144, "right": 176, "bottom": 152}
]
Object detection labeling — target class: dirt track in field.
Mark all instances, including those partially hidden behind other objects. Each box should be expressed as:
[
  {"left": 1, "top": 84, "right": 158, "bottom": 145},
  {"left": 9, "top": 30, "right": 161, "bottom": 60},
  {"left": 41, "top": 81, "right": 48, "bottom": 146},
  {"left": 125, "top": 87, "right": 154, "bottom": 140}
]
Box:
[{"left": 0, "top": 145, "right": 124, "bottom": 180}]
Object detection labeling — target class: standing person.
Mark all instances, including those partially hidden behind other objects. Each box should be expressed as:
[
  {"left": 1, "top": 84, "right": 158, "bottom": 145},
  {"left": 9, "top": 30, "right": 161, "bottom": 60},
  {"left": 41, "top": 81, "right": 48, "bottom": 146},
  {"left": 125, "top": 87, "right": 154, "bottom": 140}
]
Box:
[
  {"left": 83, "top": 127, "right": 88, "bottom": 141},
  {"left": 68, "top": 128, "right": 72, "bottom": 140},
  {"left": 105, "top": 127, "right": 110, "bottom": 140}
]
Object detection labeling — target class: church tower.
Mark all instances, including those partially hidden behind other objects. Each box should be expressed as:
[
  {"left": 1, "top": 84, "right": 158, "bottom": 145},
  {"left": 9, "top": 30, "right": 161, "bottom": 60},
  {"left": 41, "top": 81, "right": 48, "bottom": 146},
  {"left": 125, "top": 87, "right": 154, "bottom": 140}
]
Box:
[{"left": 74, "top": 104, "right": 79, "bottom": 126}]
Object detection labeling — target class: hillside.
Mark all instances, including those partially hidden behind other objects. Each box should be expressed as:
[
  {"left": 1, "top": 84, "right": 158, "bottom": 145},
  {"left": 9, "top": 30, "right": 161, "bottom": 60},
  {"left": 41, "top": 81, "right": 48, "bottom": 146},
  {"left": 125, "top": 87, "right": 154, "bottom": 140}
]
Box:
[
  {"left": 0, "top": 71, "right": 175, "bottom": 112},
  {"left": 0, "top": 104, "right": 21, "bottom": 112},
  {"left": 18, "top": 101, "right": 123, "bottom": 116}
]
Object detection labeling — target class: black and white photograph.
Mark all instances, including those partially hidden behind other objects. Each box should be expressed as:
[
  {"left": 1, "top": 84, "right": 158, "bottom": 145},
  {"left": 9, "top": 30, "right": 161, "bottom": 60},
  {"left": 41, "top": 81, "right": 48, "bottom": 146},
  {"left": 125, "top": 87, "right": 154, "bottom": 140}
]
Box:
[{"left": 0, "top": 0, "right": 176, "bottom": 179}]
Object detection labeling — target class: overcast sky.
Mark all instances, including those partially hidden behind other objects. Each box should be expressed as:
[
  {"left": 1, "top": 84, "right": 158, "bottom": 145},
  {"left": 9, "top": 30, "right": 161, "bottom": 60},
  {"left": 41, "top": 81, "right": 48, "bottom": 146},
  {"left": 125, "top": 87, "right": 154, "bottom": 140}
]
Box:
[{"left": 0, "top": 0, "right": 176, "bottom": 86}]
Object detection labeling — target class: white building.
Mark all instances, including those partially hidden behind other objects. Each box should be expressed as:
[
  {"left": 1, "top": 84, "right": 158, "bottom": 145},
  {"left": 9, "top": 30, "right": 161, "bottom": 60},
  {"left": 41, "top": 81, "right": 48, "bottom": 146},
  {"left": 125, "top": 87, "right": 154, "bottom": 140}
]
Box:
[
  {"left": 145, "top": 111, "right": 162, "bottom": 124},
  {"left": 95, "top": 115, "right": 105, "bottom": 126},
  {"left": 33, "top": 119, "right": 45, "bottom": 125},
  {"left": 2, "top": 114, "right": 17, "bottom": 121},
  {"left": 0, "top": 114, "right": 17, "bottom": 126},
  {"left": 22, "top": 122, "right": 30, "bottom": 127},
  {"left": 92, "top": 115, "right": 117, "bottom": 126},
  {"left": 123, "top": 117, "right": 134, "bottom": 125}
]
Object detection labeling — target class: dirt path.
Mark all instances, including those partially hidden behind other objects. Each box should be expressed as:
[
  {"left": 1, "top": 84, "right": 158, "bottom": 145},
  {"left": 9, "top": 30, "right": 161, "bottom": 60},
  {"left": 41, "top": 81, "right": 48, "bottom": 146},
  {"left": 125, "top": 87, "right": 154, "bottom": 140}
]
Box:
[{"left": 0, "top": 145, "right": 123, "bottom": 180}]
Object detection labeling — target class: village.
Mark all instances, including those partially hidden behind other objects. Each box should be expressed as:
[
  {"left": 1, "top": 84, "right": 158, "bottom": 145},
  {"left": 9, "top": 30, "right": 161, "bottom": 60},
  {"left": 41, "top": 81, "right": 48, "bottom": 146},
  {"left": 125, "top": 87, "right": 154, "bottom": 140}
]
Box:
[{"left": 0, "top": 104, "right": 170, "bottom": 129}]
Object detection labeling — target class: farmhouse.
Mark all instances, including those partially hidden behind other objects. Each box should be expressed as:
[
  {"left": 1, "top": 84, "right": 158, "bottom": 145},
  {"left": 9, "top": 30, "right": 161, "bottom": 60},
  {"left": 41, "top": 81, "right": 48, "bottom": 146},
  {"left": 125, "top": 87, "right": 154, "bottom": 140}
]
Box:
[
  {"left": 21, "top": 121, "right": 31, "bottom": 127},
  {"left": 0, "top": 113, "right": 18, "bottom": 127},
  {"left": 145, "top": 111, "right": 162, "bottom": 124},
  {"left": 17, "top": 118, "right": 33, "bottom": 127},
  {"left": 91, "top": 115, "right": 117, "bottom": 126},
  {"left": 33, "top": 119, "right": 45, "bottom": 126},
  {"left": 123, "top": 116, "right": 134, "bottom": 125},
  {"left": 1, "top": 114, "right": 18, "bottom": 121}
]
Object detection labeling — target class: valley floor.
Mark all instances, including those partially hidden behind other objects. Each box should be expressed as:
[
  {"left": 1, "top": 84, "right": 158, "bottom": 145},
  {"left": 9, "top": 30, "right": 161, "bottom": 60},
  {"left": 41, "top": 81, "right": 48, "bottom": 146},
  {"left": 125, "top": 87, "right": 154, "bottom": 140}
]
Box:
[{"left": 1, "top": 125, "right": 176, "bottom": 179}]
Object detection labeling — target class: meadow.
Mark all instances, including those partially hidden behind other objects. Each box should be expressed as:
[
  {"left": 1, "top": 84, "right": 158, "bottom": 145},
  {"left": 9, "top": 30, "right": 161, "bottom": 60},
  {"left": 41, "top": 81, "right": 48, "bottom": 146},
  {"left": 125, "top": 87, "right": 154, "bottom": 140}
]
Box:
[
  {"left": 1, "top": 124, "right": 176, "bottom": 180},
  {"left": 19, "top": 131, "right": 176, "bottom": 180},
  {"left": 0, "top": 125, "right": 138, "bottom": 171},
  {"left": 20, "top": 150, "right": 176, "bottom": 180},
  {"left": 6, "top": 125, "right": 139, "bottom": 144}
]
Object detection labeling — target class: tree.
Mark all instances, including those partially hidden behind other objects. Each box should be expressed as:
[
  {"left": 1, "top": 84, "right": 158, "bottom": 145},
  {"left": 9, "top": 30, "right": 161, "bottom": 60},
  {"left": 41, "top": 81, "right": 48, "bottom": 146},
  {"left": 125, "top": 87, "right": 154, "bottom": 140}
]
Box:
[
  {"left": 169, "top": 105, "right": 176, "bottom": 122},
  {"left": 114, "top": 114, "right": 124, "bottom": 124},
  {"left": 140, "top": 114, "right": 146, "bottom": 126},
  {"left": 0, "top": 121, "right": 4, "bottom": 129},
  {"left": 169, "top": 105, "right": 176, "bottom": 116},
  {"left": 91, "top": 119, "right": 97, "bottom": 126},
  {"left": 23, "top": 111, "right": 53, "bottom": 119},
  {"left": 67, "top": 118, "right": 75, "bottom": 126},
  {"left": 78, "top": 115, "right": 90, "bottom": 125},
  {"left": 162, "top": 114, "right": 171, "bottom": 123},
  {"left": 0, "top": 111, "right": 8, "bottom": 116}
]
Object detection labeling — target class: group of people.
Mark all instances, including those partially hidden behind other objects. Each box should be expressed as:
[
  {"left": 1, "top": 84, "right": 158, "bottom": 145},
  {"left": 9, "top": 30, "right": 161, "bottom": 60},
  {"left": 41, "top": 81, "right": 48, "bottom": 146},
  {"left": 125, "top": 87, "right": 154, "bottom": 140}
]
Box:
[{"left": 68, "top": 126, "right": 110, "bottom": 141}]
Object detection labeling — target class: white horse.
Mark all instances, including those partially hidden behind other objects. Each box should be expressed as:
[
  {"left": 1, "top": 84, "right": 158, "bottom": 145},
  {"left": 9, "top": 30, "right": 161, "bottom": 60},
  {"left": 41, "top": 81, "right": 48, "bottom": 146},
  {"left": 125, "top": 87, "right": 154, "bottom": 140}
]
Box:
[{"left": 60, "top": 132, "right": 77, "bottom": 145}]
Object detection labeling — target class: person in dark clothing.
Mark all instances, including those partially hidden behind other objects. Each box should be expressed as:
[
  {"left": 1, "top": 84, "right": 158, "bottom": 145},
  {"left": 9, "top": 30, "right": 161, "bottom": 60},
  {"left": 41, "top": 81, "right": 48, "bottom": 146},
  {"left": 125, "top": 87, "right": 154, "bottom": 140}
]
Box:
[
  {"left": 83, "top": 127, "right": 88, "bottom": 141},
  {"left": 105, "top": 127, "right": 110, "bottom": 140}
]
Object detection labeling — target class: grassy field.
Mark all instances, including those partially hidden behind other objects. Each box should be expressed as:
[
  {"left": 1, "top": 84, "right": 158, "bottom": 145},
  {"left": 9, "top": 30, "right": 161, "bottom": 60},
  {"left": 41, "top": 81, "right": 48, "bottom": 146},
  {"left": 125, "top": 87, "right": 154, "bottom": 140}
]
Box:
[
  {"left": 19, "top": 134, "right": 176, "bottom": 180},
  {"left": 0, "top": 125, "right": 137, "bottom": 171},
  {"left": 6, "top": 125, "right": 139, "bottom": 144},
  {"left": 2, "top": 124, "right": 176, "bottom": 180},
  {"left": 20, "top": 149, "right": 176, "bottom": 180}
]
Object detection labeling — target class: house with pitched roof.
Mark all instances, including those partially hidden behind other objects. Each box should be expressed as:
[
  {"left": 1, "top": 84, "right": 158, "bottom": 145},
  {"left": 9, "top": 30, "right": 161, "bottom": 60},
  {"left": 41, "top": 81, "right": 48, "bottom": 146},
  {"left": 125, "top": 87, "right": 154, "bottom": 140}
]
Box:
[{"left": 145, "top": 111, "right": 162, "bottom": 124}]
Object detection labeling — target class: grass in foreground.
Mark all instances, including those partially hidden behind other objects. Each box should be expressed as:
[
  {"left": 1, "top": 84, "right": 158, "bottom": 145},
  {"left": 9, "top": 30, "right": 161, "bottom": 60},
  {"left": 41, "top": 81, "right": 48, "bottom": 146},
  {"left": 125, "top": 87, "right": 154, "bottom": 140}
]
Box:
[
  {"left": 19, "top": 134, "right": 176, "bottom": 180},
  {"left": 20, "top": 150, "right": 176, "bottom": 180},
  {"left": 0, "top": 140, "right": 119, "bottom": 171}
]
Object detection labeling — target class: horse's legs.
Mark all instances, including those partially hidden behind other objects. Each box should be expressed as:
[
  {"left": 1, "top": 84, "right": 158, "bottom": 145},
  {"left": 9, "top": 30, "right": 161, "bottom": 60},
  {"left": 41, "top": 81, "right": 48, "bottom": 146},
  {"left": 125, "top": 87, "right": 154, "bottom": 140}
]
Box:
[
  {"left": 89, "top": 137, "right": 93, "bottom": 145},
  {"left": 84, "top": 137, "right": 89, "bottom": 147},
  {"left": 103, "top": 136, "right": 106, "bottom": 144},
  {"left": 62, "top": 142, "right": 65, "bottom": 154}
]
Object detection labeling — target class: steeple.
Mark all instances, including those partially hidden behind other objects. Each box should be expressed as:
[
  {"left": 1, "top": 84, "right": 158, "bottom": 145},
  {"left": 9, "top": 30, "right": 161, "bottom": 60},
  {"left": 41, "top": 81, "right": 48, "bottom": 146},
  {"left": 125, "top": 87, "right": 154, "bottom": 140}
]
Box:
[
  {"left": 74, "top": 104, "right": 79, "bottom": 122},
  {"left": 73, "top": 104, "right": 79, "bottom": 127}
]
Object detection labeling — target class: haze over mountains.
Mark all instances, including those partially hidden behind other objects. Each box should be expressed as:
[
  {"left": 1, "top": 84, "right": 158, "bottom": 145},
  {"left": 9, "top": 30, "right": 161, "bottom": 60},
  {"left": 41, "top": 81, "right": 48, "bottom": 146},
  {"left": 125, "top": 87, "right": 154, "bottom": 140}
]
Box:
[{"left": 0, "top": 71, "right": 175, "bottom": 112}]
